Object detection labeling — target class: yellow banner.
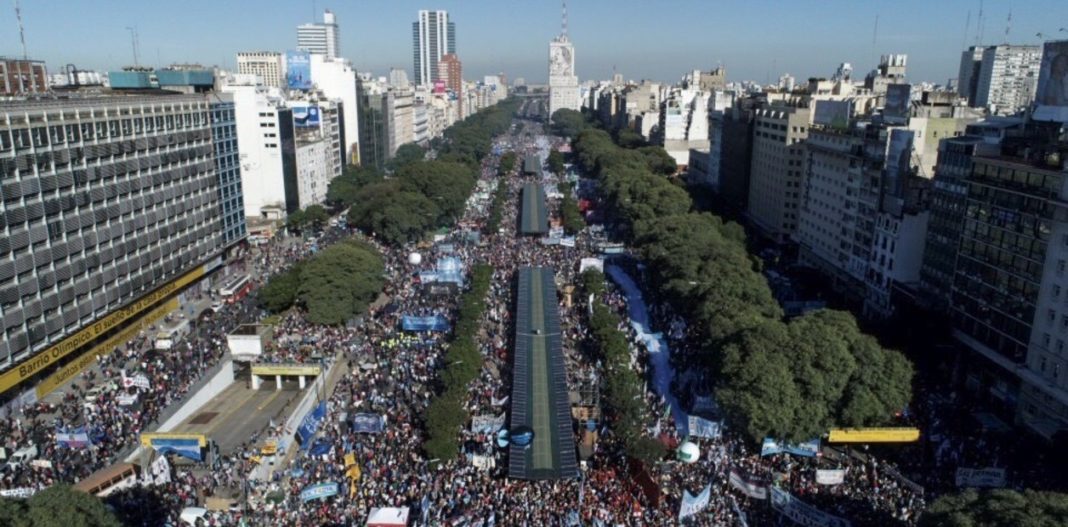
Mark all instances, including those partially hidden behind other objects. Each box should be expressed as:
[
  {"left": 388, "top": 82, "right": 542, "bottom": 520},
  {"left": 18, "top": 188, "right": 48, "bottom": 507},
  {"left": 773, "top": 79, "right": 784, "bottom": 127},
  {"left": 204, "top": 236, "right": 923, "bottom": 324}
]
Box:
[
  {"left": 345, "top": 465, "right": 361, "bottom": 481},
  {"left": 140, "top": 432, "right": 208, "bottom": 447},
  {"left": 0, "top": 265, "right": 205, "bottom": 395},
  {"left": 343, "top": 453, "right": 356, "bottom": 468},
  {"left": 35, "top": 299, "right": 179, "bottom": 399},
  {"left": 251, "top": 364, "right": 322, "bottom": 376},
  {"left": 827, "top": 427, "right": 920, "bottom": 443}
]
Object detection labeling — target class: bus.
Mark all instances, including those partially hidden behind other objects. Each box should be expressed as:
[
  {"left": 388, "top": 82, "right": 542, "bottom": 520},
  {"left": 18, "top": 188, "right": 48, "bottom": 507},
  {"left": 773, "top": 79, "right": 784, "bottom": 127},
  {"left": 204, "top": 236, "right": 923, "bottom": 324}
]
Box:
[
  {"left": 220, "top": 274, "right": 253, "bottom": 304},
  {"left": 73, "top": 462, "right": 140, "bottom": 497}
]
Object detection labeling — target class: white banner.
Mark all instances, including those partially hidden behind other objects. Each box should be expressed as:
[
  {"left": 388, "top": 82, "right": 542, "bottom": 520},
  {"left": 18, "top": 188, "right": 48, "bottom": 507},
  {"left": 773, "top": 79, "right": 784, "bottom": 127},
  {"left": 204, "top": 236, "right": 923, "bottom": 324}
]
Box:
[
  {"left": 117, "top": 393, "right": 139, "bottom": 406},
  {"left": 30, "top": 459, "right": 52, "bottom": 469},
  {"left": 815, "top": 469, "right": 847, "bottom": 485},
  {"left": 470, "top": 414, "right": 506, "bottom": 434},
  {"left": 729, "top": 470, "right": 767, "bottom": 500},
  {"left": 679, "top": 484, "right": 712, "bottom": 520},
  {"left": 0, "top": 488, "right": 36, "bottom": 499},
  {"left": 131, "top": 374, "right": 151, "bottom": 390},
  {"left": 471, "top": 454, "right": 495, "bottom": 471},
  {"left": 955, "top": 467, "right": 1006, "bottom": 488},
  {"left": 146, "top": 454, "right": 171, "bottom": 486},
  {"left": 771, "top": 487, "right": 852, "bottom": 527}
]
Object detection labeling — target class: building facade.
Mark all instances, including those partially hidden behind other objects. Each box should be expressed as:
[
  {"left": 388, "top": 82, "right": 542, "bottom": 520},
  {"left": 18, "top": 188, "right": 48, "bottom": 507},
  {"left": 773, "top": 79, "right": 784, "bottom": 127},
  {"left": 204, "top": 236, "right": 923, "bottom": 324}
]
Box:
[
  {"left": 236, "top": 52, "right": 285, "bottom": 89},
  {"left": 0, "top": 59, "right": 48, "bottom": 96},
  {"left": 412, "top": 10, "right": 456, "bottom": 87},
  {"left": 746, "top": 105, "right": 811, "bottom": 243},
  {"left": 0, "top": 94, "right": 232, "bottom": 383},
  {"left": 973, "top": 45, "right": 1042, "bottom": 115},
  {"left": 209, "top": 98, "right": 247, "bottom": 245},
  {"left": 297, "top": 10, "right": 341, "bottom": 59},
  {"left": 548, "top": 34, "right": 581, "bottom": 116}
]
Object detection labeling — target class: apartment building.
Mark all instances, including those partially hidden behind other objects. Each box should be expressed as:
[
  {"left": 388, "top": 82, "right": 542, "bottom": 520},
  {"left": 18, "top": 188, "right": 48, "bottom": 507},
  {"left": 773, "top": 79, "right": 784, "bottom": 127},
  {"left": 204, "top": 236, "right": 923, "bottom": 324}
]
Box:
[{"left": 746, "top": 104, "right": 811, "bottom": 243}]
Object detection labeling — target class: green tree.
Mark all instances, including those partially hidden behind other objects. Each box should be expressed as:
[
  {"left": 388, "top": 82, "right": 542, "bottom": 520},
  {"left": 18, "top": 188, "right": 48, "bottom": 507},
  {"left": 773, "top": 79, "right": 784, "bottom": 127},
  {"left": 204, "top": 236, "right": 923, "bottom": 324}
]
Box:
[
  {"left": 389, "top": 142, "right": 427, "bottom": 171},
  {"left": 326, "top": 165, "right": 383, "bottom": 208},
  {"left": 615, "top": 127, "right": 646, "bottom": 149},
  {"left": 303, "top": 204, "right": 329, "bottom": 230},
  {"left": 297, "top": 241, "right": 385, "bottom": 325},
  {"left": 638, "top": 146, "right": 678, "bottom": 175},
  {"left": 347, "top": 181, "right": 440, "bottom": 246},
  {"left": 578, "top": 269, "right": 606, "bottom": 298},
  {"left": 498, "top": 151, "right": 517, "bottom": 175},
  {"left": 258, "top": 265, "right": 302, "bottom": 313},
  {"left": 9, "top": 485, "right": 122, "bottom": 527},
  {"left": 285, "top": 209, "right": 306, "bottom": 233},
  {"left": 920, "top": 489, "right": 1068, "bottom": 527},
  {"left": 551, "top": 108, "right": 589, "bottom": 137},
  {"left": 547, "top": 149, "right": 566, "bottom": 176},
  {"left": 396, "top": 160, "right": 477, "bottom": 225}
]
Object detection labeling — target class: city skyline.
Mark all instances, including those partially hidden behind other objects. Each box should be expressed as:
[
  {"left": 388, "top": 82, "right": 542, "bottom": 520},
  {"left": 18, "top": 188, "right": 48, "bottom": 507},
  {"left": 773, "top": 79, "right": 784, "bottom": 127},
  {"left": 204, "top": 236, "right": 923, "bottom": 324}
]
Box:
[{"left": 1, "top": 0, "right": 1062, "bottom": 84}]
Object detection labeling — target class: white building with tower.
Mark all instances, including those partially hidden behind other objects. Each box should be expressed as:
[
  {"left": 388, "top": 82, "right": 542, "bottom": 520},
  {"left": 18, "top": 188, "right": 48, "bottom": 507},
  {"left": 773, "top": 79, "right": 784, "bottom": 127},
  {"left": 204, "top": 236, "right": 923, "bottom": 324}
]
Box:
[
  {"left": 549, "top": 2, "right": 580, "bottom": 116},
  {"left": 298, "top": 10, "right": 341, "bottom": 59}
]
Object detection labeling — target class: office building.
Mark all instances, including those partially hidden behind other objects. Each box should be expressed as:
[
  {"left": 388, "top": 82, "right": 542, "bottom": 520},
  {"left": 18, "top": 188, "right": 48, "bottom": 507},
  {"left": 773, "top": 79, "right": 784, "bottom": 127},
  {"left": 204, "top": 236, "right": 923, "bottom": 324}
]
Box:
[
  {"left": 864, "top": 54, "right": 907, "bottom": 96},
  {"left": 309, "top": 55, "right": 358, "bottom": 164},
  {"left": 548, "top": 28, "right": 580, "bottom": 116},
  {"left": 0, "top": 58, "right": 48, "bottom": 96},
  {"left": 209, "top": 97, "right": 247, "bottom": 245},
  {"left": 746, "top": 103, "right": 811, "bottom": 243},
  {"left": 0, "top": 92, "right": 239, "bottom": 394},
  {"left": 237, "top": 52, "right": 285, "bottom": 88},
  {"left": 297, "top": 10, "right": 341, "bottom": 60},
  {"left": 961, "top": 44, "right": 1042, "bottom": 115},
  {"left": 438, "top": 53, "right": 462, "bottom": 113},
  {"left": 387, "top": 88, "right": 415, "bottom": 156},
  {"left": 412, "top": 10, "right": 456, "bottom": 87}
]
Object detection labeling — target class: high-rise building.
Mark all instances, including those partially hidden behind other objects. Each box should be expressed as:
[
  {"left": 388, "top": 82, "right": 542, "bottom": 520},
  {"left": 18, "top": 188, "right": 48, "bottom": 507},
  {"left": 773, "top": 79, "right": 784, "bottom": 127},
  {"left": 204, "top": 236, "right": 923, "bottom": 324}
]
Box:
[
  {"left": 0, "top": 58, "right": 48, "bottom": 96},
  {"left": 209, "top": 96, "right": 247, "bottom": 245},
  {"left": 412, "top": 10, "right": 456, "bottom": 87},
  {"left": 548, "top": 10, "right": 580, "bottom": 116},
  {"left": 961, "top": 44, "right": 1042, "bottom": 115},
  {"left": 746, "top": 104, "right": 811, "bottom": 243},
  {"left": 0, "top": 92, "right": 243, "bottom": 394},
  {"left": 356, "top": 76, "right": 388, "bottom": 172},
  {"left": 297, "top": 10, "right": 341, "bottom": 60},
  {"left": 438, "top": 54, "right": 462, "bottom": 114},
  {"left": 236, "top": 52, "right": 285, "bottom": 88},
  {"left": 389, "top": 68, "right": 410, "bottom": 89},
  {"left": 309, "top": 55, "right": 359, "bottom": 164}
]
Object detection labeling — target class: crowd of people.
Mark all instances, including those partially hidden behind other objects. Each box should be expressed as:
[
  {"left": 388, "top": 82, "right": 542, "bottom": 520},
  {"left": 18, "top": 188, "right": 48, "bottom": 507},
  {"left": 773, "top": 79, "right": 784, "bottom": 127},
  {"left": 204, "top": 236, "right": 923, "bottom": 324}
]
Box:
[{"left": 0, "top": 111, "right": 1049, "bottom": 527}]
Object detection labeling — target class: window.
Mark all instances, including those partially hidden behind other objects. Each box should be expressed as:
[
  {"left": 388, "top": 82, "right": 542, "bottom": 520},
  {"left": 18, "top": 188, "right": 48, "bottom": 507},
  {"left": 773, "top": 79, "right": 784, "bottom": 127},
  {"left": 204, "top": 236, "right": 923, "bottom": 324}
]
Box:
[{"left": 1055, "top": 285, "right": 1062, "bottom": 299}]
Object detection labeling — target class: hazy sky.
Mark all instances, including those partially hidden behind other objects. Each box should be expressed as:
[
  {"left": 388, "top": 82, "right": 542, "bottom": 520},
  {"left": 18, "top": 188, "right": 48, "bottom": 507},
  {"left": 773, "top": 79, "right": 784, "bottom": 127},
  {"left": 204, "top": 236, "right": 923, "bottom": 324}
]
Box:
[{"left": 1, "top": 0, "right": 1063, "bottom": 84}]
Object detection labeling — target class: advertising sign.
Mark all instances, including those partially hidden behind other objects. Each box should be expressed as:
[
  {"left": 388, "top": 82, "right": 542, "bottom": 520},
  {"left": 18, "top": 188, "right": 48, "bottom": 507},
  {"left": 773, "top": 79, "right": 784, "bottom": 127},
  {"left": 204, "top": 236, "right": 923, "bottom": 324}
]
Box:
[
  {"left": 955, "top": 467, "right": 1007, "bottom": 488},
  {"left": 827, "top": 427, "right": 920, "bottom": 443},
  {"left": 300, "top": 482, "right": 339, "bottom": 502},
  {"left": 1035, "top": 40, "right": 1068, "bottom": 123},
  {"left": 771, "top": 487, "right": 853, "bottom": 527},
  {"left": 884, "top": 84, "right": 911, "bottom": 124},
  {"left": 813, "top": 99, "right": 854, "bottom": 128},
  {"left": 292, "top": 106, "right": 321, "bottom": 128},
  {"left": 286, "top": 50, "right": 312, "bottom": 90}
]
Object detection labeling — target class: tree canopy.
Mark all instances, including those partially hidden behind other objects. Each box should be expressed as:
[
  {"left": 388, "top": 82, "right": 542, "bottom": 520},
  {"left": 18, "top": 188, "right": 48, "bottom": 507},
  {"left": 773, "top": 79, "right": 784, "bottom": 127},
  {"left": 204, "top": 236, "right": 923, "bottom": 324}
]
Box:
[
  {"left": 920, "top": 489, "right": 1068, "bottom": 527},
  {"left": 0, "top": 485, "right": 121, "bottom": 527},
  {"left": 561, "top": 112, "right": 914, "bottom": 444},
  {"left": 547, "top": 149, "right": 566, "bottom": 176},
  {"left": 388, "top": 142, "right": 427, "bottom": 171},
  {"left": 550, "top": 108, "right": 589, "bottom": 138}
]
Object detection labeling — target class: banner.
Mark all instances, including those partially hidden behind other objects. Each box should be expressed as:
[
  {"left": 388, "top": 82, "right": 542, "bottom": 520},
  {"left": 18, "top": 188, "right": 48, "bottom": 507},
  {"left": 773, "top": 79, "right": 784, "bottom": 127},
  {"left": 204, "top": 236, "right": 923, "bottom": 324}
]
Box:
[
  {"left": 140, "top": 433, "right": 207, "bottom": 447},
  {"left": 344, "top": 453, "right": 357, "bottom": 468},
  {"left": 143, "top": 455, "right": 171, "bottom": 486},
  {"left": 560, "top": 236, "right": 576, "bottom": 248},
  {"left": 771, "top": 487, "right": 852, "bottom": 527},
  {"left": 116, "top": 393, "right": 138, "bottom": 406},
  {"left": 57, "top": 427, "right": 92, "bottom": 448},
  {"left": 827, "top": 428, "right": 920, "bottom": 443},
  {"left": 471, "top": 414, "right": 506, "bottom": 435},
  {"left": 955, "top": 467, "right": 1006, "bottom": 488},
  {"left": 297, "top": 401, "right": 328, "bottom": 445},
  {"left": 286, "top": 50, "right": 312, "bottom": 90},
  {"left": 148, "top": 438, "right": 202, "bottom": 461},
  {"left": 300, "top": 482, "right": 339, "bottom": 502},
  {"left": 729, "top": 470, "right": 767, "bottom": 500},
  {"left": 401, "top": 315, "right": 450, "bottom": 332},
  {"left": 1, "top": 267, "right": 202, "bottom": 396},
  {"left": 678, "top": 484, "right": 712, "bottom": 520},
  {"left": 471, "top": 454, "right": 495, "bottom": 471},
  {"left": 687, "top": 415, "right": 722, "bottom": 439},
  {"left": 816, "top": 469, "right": 847, "bottom": 485},
  {"left": 251, "top": 364, "right": 321, "bottom": 376},
  {"left": 761, "top": 437, "right": 820, "bottom": 457},
  {"left": 292, "top": 106, "right": 321, "bottom": 128},
  {"left": 352, "top": 413, "right": 386, "bottom": 434},
  {"left": 0, "top": 488, "right": 36, "bottom": 499}
]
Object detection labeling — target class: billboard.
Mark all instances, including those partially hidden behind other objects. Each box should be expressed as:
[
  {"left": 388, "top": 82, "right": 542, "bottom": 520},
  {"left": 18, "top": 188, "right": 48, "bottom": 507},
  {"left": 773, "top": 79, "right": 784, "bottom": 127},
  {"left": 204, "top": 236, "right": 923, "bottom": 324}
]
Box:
[
  {"left": 884, "top": 83, "right": 911, "bottom": 124},
  {"left": 292, "top": 106, "right": 321, "bottom": 128},
  {"left": 827, "top": 427, "right": 920, "bottom": 443},
  {"left": 286, "top": 50, "right": 312, "bottom": 90},
  {"left": 1034, "top": 40, "right": 1068, "bottom": 123},
  {"left": 813, "top": 99, "right": 854, "bottom": 128}
]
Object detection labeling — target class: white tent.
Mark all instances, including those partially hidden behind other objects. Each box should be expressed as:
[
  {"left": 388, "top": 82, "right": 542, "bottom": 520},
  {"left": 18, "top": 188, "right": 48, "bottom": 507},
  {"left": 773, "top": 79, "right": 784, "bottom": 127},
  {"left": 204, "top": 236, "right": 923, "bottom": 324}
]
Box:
[{"left": 367, "top": 506, "right": 410, "bottom": 526}]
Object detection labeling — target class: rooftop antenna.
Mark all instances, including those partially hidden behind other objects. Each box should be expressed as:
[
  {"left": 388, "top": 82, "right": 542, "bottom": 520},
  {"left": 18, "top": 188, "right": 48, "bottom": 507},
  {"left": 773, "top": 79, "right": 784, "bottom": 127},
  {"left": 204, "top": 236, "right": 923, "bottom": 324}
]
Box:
[
  {"left": 126, "top": 26, "right": 140, "bottom": 67},
  {"left": 872, "top": 14, "right": 879, "bottom": 67},
  {"left": 976, "top": 0, "right": 985, "bottom": 46},
  {"left": 561, "top": 0, "right": 568, "bottom": 39},
  {"left": 14, "top": 0, "right": 27, "bottom": 60},
  {"left": 1004, "top": 9, "right": 1012, "bottom": 42},
  {"left": 962, "top": 10, "right": 971, "bottom": 50}
]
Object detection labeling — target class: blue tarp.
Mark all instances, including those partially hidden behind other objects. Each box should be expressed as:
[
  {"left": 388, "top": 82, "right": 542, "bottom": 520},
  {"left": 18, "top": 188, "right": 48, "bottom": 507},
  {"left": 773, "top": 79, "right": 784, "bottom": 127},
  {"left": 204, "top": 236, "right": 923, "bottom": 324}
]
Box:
[
  {"left": 401, "top": 315, "right": 450, "bottom": 332},
  {"left": 297, "top": 401, "right": 327, "bottom": 446},
  {"left": 150, "top": 438, "right": 202, "bottom": 461},
  {"left": 351, "top": 413, "right": 386, "bottom": 434}
]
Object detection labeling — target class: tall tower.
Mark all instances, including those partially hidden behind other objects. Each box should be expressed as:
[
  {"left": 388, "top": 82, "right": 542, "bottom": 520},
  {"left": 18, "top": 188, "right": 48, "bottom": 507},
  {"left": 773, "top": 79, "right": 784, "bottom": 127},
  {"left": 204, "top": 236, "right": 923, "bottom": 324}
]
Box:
[
  {"left": 549, "top": 0, "right": 580, "bottom": 117},
  {"left": 297, "top": 9, "right": 341, "bottom": 59},
  {"left": 413, "top": 10, "right": 456, "bottom": 87}
]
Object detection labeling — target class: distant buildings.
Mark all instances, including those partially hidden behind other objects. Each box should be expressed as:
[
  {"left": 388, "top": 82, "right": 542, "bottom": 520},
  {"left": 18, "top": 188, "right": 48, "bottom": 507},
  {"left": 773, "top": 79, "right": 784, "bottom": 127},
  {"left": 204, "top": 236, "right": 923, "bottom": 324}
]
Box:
[
  {"left": 237, "top": 52, "right": 285, "bottom": 88},
  {"left": 957, "top": 44, "right": 1042, "bottom": 115},
  {"left": 413, "top": 10, "right": 456, "bottom": 87},
  {"left": 0, "top": 58, "right": 48, "bottom": 95},
  {"left": 297, "top": 10, "right": 341, "bottom": 60}
]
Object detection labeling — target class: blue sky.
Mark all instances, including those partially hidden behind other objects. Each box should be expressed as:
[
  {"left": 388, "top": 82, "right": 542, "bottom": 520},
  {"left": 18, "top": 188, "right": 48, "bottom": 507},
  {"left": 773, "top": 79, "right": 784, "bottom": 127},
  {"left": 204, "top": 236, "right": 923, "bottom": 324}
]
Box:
[{"left": 1, "top": 0, "right": 1063, "bottom": 84}]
